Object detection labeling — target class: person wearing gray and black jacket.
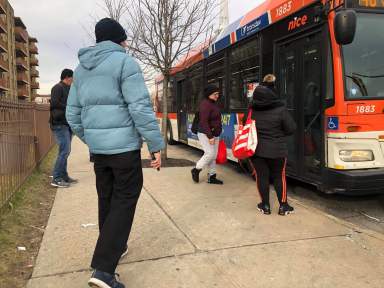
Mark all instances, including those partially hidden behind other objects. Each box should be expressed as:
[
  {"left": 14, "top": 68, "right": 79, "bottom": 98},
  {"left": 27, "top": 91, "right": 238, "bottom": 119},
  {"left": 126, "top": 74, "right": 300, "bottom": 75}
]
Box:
[
  {"left": 250, "top": 74, "right": 296, "bottom": 216},
  {"left": 49, "top": 69, "right": 78, "bottom": 188}
]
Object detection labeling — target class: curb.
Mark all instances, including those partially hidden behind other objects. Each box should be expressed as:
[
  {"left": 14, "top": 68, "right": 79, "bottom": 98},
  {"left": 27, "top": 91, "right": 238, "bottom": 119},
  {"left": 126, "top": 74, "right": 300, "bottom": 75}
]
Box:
[{"left": 289, "top": 197, "right": 384, "bottom": 242}]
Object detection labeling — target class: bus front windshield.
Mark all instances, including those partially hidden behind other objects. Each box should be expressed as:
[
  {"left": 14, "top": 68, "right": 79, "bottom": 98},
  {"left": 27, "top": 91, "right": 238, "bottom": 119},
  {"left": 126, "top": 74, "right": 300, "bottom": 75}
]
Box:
[{"left": 343, "top": 13, "right": 384, "bottom": 100}]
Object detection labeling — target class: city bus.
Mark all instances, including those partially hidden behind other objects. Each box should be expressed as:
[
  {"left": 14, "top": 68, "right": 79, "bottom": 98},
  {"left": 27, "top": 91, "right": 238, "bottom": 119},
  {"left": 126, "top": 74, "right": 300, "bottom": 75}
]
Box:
[{"left": 155, "top": 0, "right": 384, "bottom": 195}]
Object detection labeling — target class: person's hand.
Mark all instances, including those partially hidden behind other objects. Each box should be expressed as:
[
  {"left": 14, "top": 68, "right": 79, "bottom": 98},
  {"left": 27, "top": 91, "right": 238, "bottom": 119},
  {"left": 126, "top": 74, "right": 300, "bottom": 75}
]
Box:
[
  {"left": 150, "top": 152, "right": 161, "bottom": 170},
  {"left": 209, "top": 138, "right": 215, "bottom": 145}
]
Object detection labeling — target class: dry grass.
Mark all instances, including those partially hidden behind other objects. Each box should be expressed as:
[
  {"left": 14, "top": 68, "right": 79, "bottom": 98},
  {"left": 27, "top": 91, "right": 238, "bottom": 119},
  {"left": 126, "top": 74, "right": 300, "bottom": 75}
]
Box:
[{"left": 0, "top": 146, "right": 58, "bottom": 288}]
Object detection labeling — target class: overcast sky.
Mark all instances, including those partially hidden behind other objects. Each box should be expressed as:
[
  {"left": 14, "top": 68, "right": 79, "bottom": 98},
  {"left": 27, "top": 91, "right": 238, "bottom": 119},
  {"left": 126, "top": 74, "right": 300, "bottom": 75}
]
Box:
[{"left": 10, "top": 0, "right": 262, "bottom": 94}]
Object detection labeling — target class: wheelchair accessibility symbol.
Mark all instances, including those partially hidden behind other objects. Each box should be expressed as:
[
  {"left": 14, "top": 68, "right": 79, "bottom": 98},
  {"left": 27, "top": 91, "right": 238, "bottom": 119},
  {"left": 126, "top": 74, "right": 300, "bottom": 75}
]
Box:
[{"left": 327, "top": 117, "right": 339, "bottom": 130}]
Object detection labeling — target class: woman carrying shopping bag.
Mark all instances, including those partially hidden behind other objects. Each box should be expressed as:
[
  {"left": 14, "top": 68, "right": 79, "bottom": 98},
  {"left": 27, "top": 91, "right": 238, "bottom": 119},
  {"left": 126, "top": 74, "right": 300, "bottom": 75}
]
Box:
[
  {"left": 250, "top": 74, "right": 296, "bottom": 215},
  {"left": 191, "top": 84, "right": 224, "bottom": 184}
]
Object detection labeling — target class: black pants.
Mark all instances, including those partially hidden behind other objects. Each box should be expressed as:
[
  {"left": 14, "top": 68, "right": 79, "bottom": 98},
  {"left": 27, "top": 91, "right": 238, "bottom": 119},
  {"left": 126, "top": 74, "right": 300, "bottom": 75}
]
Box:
[
  {"left": 91, "top": 150, "right": 143, "bottom": 274},
  {"left": 251, "top": 156, "right": 287, "bottom": 206}
]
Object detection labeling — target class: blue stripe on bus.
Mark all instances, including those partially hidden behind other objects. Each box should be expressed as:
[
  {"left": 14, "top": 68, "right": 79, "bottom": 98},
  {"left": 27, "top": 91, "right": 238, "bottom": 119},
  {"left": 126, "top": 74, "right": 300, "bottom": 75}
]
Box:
[
  {"left": 235, "top": 12, "right": 270, "bottom": 42},
  {"left": 205, "top": 12, "right": 270, "bottom": 58},
  {"left": 214, "top": 35, "right": 232, "bottom": 53}
]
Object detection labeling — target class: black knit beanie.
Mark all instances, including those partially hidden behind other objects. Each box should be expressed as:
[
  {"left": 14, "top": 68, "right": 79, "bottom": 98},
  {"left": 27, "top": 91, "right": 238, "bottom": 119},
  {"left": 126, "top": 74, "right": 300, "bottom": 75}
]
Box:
[
  {"left": 204, "top": 84, "right": 219, "bottom": 98},
  {"left": 95, "top": 18, "right": 127, "bottom": 44}
]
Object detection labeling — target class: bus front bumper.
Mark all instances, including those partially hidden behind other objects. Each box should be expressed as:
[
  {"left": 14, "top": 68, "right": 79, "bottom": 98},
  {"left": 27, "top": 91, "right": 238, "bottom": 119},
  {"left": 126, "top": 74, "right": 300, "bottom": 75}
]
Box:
[{"left": 323, "top": 168, "right": 384, "bottom": 195}]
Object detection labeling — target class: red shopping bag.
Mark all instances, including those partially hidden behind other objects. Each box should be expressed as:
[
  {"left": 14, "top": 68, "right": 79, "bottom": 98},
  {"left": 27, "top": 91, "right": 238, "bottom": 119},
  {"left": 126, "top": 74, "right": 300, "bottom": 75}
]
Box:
[
  {"left": 216, "top": 139, "right": 227, "bottom": 164},
  {"left": 232, "top": 109, "right": 258, "bottom": 160}
]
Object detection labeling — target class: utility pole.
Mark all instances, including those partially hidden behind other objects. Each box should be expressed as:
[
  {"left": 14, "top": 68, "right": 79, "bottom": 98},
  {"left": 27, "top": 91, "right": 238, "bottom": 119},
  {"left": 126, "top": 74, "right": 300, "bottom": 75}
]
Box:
[{"left": 218, "top": 0, "right": 229, "bottom": 35}]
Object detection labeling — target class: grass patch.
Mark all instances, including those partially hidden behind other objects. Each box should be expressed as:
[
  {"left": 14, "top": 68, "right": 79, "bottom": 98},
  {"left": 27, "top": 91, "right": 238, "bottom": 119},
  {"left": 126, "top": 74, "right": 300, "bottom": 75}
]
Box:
[{"left": 0, "top": 146, "right": 58, "bottom": 288}]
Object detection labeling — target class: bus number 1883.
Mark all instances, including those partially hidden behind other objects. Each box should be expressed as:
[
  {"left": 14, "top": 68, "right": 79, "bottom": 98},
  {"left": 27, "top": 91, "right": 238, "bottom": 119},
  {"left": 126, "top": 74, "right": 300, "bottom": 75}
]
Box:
[
  {"left": 356, "top": 105, "right": 376, "bottom": 114},
  {"left": 275, "top": 1, "right": 293, "bottom": 17}
]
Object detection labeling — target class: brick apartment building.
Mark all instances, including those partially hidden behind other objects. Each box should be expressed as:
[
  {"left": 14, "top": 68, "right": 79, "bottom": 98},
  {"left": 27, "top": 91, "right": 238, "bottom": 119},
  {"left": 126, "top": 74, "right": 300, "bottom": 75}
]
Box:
[{"left": 0, "top": 0, "right": 39, "bottom": 102}]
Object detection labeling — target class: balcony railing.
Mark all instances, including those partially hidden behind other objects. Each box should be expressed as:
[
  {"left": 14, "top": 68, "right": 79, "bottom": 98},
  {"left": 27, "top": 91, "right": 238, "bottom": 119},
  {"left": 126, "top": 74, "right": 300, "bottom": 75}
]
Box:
[
  {"left": 17, "top": 72, "right": 29, "bottom": 84},
  {"left": 18, "top": 86, "right": 29, "bottom": 98},
  {"left": 15, "top": 41, "right": 28, "bottom": 57},
  {"left": 29, "top": 43, "right": 38, "bottom": 54},
  {"left": 0, "top": 0, "right": 6, "bottom": 14},
  {"left": 15, "top": 27, "right": 28, "bottom": 43},
  {"left": 30, "top": 56, "right": 38, "bottom": 66},
  {"left": 0, "top": 76, "right": 8, "bottom": 90},
  {"left": 0, "top": 15, "right": 6, "bottom": 33},
  {"left": 0, "top": 55, "right": 8, "bottom": 71},
  {"left": 0, "top": 35, "right": 7, "bottom": 52},
  {"left": 16, "top": 57, "right": 28, "bottom": 70},
  {"left": 31, "top": 81, "right": 39, "bottom": 89},
  {"left": 30, "top": 68, "right": 39, "bottom": 77}
]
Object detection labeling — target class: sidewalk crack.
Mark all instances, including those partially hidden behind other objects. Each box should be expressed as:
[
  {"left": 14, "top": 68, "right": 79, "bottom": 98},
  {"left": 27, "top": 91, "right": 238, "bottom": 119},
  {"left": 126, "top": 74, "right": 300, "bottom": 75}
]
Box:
[
  {"left": 143, "top": 186, "right": 199, "bottom": 251},
  {"left": 30, "top": 233, "right": 351, "bottom": 281}
]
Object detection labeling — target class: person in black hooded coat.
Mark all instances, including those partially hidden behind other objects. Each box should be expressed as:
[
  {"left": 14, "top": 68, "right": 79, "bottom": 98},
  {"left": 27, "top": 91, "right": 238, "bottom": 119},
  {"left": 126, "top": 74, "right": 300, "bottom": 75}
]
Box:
[{"left": 249, "top": 74, "right": 296, "bottom": 216}]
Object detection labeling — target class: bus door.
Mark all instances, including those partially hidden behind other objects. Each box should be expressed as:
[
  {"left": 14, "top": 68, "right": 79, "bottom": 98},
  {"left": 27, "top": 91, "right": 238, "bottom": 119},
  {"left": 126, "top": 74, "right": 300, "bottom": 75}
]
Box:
[
  {"left": 176, "top": 79, "right": 188, "bottom": 143},
  {"left": 276, "top": 32, "right": 323, "bottom": 181}
]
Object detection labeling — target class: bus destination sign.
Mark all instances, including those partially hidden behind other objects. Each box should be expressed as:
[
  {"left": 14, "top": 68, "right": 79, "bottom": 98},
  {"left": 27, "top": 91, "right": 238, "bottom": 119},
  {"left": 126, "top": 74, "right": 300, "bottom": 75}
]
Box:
[{"left": 347, "top": 0, "right": 384, "bottom": 10}]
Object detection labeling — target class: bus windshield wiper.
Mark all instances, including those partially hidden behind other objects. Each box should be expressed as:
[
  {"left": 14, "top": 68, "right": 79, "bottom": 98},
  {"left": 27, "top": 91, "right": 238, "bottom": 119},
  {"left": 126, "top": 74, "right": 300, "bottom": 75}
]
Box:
[{"left": 346, "top": 74, "right": 368, "bottom": 96}]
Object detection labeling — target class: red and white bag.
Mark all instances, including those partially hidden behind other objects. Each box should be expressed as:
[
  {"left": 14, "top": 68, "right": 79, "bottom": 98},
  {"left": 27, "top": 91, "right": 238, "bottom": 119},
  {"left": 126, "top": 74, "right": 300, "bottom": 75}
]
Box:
[{"left": 232, "top": 109, "right": 258, "bottom": 160}]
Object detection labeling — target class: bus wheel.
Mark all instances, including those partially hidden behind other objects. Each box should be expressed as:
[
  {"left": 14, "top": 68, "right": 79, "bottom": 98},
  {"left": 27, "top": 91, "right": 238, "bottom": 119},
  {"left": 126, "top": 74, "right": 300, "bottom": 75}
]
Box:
[{"left": 167, "top": 120, "right": 176, "bottom": 145}]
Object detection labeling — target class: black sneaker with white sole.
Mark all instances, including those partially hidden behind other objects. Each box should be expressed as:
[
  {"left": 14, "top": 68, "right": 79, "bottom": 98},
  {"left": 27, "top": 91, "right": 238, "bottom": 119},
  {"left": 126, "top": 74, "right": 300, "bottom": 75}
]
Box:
[
  {"left": 88, "top": 270, "right": 125, "bottom": 288},
  {"left": 278, "top": 203, "right": 294, "bottom": 216},
  {"left": 50, "top": 179, "right": 70, "bottom": 188},
  {"left": 257, "top": 202, "right": 271, "bottom": 215}
]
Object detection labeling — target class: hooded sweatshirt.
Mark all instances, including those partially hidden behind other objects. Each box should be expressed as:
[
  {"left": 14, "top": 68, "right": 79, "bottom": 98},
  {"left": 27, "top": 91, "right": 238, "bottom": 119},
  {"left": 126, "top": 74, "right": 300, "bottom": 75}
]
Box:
[
  {"left": 250, "top": 82, "right": 296, "bottom": 159},
  {"left": 198, "top": 98, "right": 222, "bottom": 139},
  {"left": 66, "top": 41, "right": 164, "bottom": 154}
]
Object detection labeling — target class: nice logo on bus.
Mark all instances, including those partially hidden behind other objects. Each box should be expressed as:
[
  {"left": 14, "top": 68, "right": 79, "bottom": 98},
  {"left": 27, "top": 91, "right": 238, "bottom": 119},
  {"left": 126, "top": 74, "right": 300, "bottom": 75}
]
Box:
[{"left": 288, "top": 15, "right": 308, "bottom": 31}]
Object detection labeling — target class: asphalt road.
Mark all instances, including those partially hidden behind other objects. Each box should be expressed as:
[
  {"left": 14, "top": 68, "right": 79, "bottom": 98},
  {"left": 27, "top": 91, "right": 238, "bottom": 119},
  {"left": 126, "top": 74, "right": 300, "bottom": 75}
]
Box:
[
  {"left": 288, "top": 180, "right": 384, "bottom": 235},
  {"left": 176, "top": 143, "right": 384, "bottom": 235}
]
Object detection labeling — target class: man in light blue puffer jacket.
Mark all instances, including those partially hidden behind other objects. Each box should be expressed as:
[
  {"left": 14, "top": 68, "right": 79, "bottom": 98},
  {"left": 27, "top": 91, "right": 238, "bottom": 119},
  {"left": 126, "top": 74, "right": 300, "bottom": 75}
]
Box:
[{"left": 66, "top": 18, "right": 164, "bottom": 288}]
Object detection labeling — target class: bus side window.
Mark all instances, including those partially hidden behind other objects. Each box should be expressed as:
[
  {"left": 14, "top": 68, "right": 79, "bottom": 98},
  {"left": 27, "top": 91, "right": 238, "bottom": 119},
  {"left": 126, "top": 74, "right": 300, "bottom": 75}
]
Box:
[
  {"left": 229, "top": 37, "right": 261, "bottom": 110},
  {"left": 206, "top": 53, "right": 226, "bottom": 109}
]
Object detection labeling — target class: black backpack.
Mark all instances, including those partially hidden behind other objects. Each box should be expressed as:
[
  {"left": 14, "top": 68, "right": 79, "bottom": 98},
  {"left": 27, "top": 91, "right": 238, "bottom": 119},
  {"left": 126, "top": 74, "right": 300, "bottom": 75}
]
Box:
[{"left": 191, "top": 111, "right": 199, "bottom": 134}]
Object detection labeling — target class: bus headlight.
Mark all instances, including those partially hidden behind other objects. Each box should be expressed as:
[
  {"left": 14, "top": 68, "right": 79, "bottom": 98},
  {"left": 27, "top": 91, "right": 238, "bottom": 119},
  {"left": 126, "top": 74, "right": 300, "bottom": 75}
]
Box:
[{"left": 339, "top": 150, "right": 374, "bottom": 162}]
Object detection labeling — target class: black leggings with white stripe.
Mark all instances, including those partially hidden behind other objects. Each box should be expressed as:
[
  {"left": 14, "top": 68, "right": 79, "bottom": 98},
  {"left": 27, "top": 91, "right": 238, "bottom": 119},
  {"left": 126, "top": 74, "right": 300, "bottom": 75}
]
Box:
[{"left": 251, "top": 156, "right": 287, "bottom": 206}]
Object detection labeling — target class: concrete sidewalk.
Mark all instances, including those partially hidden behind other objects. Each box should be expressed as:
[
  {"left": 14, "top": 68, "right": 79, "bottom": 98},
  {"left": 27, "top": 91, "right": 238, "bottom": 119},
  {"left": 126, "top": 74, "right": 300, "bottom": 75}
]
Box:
[{"left": 27, "top": 138, "right": 384, "bottom": 288}]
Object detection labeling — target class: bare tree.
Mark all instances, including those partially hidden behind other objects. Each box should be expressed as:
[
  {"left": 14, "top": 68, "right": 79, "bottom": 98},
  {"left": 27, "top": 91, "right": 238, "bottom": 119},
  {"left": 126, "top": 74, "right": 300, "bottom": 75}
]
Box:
[
  {"left": 125, "top": 0, "right": 217, "bottom": 159},
  {"left": 98, "top": 0, "right": 128, "bottom": 22},
  {"left": 81, "top": 0, "right": 128, "bottom": 44},
  {"left": 83, "top": 0, "right": 156, "bottom": 83}
]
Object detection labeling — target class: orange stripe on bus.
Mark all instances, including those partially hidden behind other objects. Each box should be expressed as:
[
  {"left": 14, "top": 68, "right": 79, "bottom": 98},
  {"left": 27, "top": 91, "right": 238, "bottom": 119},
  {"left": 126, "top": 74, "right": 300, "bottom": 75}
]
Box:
[
  {"left": 324, "top": 114, "right": 384, "bottom": 133},
  {"left": 156, "top": 113, "right": 177, "bottom": 120},
  {"left": 327, "top": 10, "right": 345, "bottom": 116}
]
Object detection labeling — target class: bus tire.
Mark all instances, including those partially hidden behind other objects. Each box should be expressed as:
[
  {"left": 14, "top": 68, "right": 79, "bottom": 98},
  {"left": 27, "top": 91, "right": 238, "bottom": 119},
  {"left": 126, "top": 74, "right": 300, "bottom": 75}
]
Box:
[{"left": 167, "top": 120, "right": 176, "bottom": 145}]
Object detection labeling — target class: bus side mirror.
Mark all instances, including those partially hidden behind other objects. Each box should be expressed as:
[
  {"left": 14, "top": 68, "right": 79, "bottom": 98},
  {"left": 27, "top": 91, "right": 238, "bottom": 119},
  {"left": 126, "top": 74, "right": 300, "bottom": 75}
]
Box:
[{"left": 334, "top": 10, "right": 357, "bottom": 45}]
